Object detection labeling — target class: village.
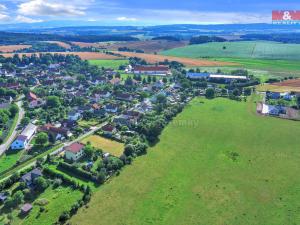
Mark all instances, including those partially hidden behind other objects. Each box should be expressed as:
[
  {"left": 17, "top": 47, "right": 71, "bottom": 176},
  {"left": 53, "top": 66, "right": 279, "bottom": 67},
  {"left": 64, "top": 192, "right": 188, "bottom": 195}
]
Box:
[{"left": 0, "top": 53, "right": 299, "bottom": 224}]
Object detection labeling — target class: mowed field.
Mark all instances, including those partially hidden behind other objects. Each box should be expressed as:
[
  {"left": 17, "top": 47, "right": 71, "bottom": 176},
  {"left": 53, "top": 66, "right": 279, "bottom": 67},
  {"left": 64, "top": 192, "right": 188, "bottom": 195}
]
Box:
[
  {"left": 0, "top": 45, "right": 31, "bottom": 53},
  {"left": 81, "top": 135, "right": 124, "bottom": 157},
  {"left": 161, "top": 41, "right": 300, "bottom": 60},
  {"left": 0, "top": 52, "right": 121, "bottom": 60},
  {"left": 89, "top": 59, "right": 129, "bottom": 69},
  {"left": 71, "top": 97, "right": 300, "bottom": 225},
  {"left": 115, "top": 51, "right": 237, "bottom": 67}
]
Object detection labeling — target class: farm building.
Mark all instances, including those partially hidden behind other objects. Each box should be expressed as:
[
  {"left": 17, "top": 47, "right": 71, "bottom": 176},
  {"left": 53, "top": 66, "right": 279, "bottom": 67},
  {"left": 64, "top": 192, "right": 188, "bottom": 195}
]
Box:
[
  {"left": 209, "top": 74, "right": 248, "bottom": 82},
  {"left": 186, "top": 72, "right": 210, "bottom": 79},
  {"left": 133, "top": 65, "right": 171, "bottom": 76},
  {"left": 11, "top": 123, "right": 37, "bottom": 150}
]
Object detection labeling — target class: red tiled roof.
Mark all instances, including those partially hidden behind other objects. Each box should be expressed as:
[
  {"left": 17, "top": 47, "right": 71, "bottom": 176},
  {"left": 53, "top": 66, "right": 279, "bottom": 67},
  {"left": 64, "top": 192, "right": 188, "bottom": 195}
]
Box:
[
  {"left": 39, "top": 124, "right": 69, "bottom": 136},
  {"left": 134, "top": 66, "right": 169, "bottom": 72},
  {"left": 65, "top": 142, "right": 84, "bottom": 154},
  {"left": 28, "top": 92, "right": 37, "bottom": 101},
  {"left": 102, "top": 124, "right": 115, "bottom": 132}
]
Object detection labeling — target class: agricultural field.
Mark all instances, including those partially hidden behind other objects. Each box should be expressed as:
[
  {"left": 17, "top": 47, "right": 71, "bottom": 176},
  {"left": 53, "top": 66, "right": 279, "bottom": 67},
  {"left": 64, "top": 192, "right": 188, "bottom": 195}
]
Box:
[
  {"left": 0, "top": 45, "right": 31, "bottom": 53},
  {"left": 161, "top": 41, "right": 300, "bottom": 60},
  {"left": 110, "top": 40, "right": 188, "bottom": 53},
  {"left": 81, "top": 135, "right": 124, "bottom": 157},
  {"left": 43, "top": 41, "right": 71, "bottom": 49},
  {"left": 89, "top": 59, "right": 129, "bottom": 69},
  {"left": 72, "top": 40, "right": 188, "bottom": 53},
  {"left": 257, "top": 84, "right": 300, "bottom": 93},
  {"left": 115, "top": 51, "right": 237, "bottom": 67},
  {"left": 71, "top": 97, "right": 300, "bottom": 225},
  {"left": 4, "top": 185, "right": 83, "bottom": 225},
  {"left": 0, "top": 52, "right": 122, "bottom": 60}
]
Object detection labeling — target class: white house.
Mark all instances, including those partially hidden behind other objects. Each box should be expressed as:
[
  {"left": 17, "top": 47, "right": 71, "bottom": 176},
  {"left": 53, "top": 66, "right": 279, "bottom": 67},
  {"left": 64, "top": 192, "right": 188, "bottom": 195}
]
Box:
[
  {"left": 11, "top": 123, "right": 37, "bottom": 150},
  {"left": 68, "top": 111, "right": 81, "bottom": 121},
  {"left": 64, "top": 142, "right": 85, "bottom": 161}
]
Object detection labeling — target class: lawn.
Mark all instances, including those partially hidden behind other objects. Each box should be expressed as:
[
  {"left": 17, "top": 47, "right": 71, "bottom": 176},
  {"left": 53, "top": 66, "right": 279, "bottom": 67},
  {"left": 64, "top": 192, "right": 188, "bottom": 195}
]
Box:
[
  {"left": 88, "top": 59, "right": 129, "bottom": 69},
  {"left": 71, "top": 97, "right": 300, "bottom": 225},
  {"left": 10, "top": 185, "right": 82, "bottom": 225},
  {"left": 81, "top": 135, "right": 124, "bottom": 157},
  {"left": 0, "top": 150, "right": 23, "bottom": 174}
]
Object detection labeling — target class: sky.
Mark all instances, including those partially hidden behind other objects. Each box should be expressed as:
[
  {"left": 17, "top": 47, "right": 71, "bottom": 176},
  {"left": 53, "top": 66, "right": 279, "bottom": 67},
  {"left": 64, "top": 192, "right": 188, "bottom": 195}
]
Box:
[{"left": 0, "top": 0, "right": 300, "bottom": 25}]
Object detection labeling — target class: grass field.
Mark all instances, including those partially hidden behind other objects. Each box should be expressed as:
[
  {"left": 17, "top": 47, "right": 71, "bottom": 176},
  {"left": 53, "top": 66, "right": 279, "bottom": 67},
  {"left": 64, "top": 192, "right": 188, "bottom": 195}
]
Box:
[
  {"left": 89, "top": 59, "right": 129, "bottom": 69},
  {"left": 115, "top": 51, "right": 237, "bottom": 67},
  {"left": 0, "top": 150, "right": 22, "bottom": 174},
  {"left": 71, "top": 97, "right": 300, "bottom": 225},
  {"left": 10, "top": 185, "right": 82, "bottom": 225},
  {"left": 161, "top": 41, "right": 300, "bottom": 60},
  {"left": 81, "top": 135, "right": 124, "bottom": 156}
]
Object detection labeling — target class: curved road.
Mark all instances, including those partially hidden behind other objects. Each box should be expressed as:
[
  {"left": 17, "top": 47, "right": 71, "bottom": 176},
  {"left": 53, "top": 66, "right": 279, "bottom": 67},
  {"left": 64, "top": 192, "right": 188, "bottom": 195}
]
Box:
[{"left": 0, "top": 100, "right": 25, "bottom": 156}]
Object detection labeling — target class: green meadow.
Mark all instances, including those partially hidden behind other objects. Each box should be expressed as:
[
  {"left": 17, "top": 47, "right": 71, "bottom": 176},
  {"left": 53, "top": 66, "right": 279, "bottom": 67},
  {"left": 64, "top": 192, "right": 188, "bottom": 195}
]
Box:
[
  {"left": 161, "top": 41, "right": 300, "bottom": 60},
  {"left": 71, "top": 97, "right": 300, "bottom": 225},
  {"left": 88, "top": 59, "right": 129, "bottom": 69}
]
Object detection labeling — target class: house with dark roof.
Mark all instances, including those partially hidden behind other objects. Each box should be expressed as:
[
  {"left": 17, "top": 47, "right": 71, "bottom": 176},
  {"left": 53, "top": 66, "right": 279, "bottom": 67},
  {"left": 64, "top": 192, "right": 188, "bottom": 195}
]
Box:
[
  {"left": 64, "top": 142, "right": 85, "bottom": 161},
  {"left": 39, "top": 124, "right": 72, "bottom": 141},
  {"left": 101, "top": 124, "right": 116, "bottom": 136},
  {"left": 21, "top": 168, "right": 42, "bottom": 187},
  {"left": 115, "top": 93, "right": 133, "bottom": 101},
  {"left": 105, "top": 104, "right": 118, "bottom": 113}
]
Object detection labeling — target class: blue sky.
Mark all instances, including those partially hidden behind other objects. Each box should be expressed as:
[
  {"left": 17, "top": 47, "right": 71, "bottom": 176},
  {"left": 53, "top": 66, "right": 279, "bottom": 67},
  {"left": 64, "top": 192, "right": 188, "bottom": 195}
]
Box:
[{"left": 0, "top": 0, "right": 300, "bottom": 25}]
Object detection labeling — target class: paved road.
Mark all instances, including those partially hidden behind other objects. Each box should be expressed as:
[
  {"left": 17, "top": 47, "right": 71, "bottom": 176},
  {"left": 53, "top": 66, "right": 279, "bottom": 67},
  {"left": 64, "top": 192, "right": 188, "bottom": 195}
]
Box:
[{"left": 0, "top": 101, "right": 25, "bottom": 156}]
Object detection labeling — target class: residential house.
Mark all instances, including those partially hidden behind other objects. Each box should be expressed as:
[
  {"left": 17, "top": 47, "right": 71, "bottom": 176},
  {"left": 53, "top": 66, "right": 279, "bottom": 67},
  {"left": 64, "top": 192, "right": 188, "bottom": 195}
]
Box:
[
  {"left": 101, "top": 124, "right": 117, "bottom": 136},
  {"left": 21, "top": 203, "right": 33, "bottom": 214},
  {"left": 0, "top": 193, "right": 7, "bottom": 202},
  {"left": 62, "top": 119, "right": 78, "bottom": 129},
  {"left": 27, "top": 92, "right": 44, "bottom": 109},
  {"left": 105, "top": 104, "right": 118, "bottom": 113},
  {"left": 68, "top": 111, "right": 81, "bottom": 121},
  {"left": 115, "top": 93, "right": 133, "bottom": 101},
  {"left": 267, "top": 92, "right": 281, "bottom": 100},
  {"left": 113, "top": 114, "right": 138, "bottom": 127},
  {"left": 39, "top": 124, "right": 72, "bottom": 141},
  {"left": 21, "top": 168, "right": 42, "bottom": 187},
  {"left": 110, "top": 78, "right": 121, "bottom": 86},
  {"left": 11, "top": 123, "right": 37, "bottom": 150},
  {"left": 64, "top": 142, "right": 85, "bottom": 161}
]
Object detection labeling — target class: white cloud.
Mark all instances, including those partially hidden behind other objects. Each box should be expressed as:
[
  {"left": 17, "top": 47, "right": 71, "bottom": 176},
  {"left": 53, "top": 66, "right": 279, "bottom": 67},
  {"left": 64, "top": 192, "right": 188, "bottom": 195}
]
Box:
[
  {"left": 0, "top": 4, "right": 10, "bottom": 22},
  {"left": 116, "top": 16, "right": 137, "bottom": 22},
  {"left": 16, "top": 15, "right": 43, "bottom": 23},
  {"left": 139, "top": 9, "right": 270, "bottom": 24},
  {"left": 0, "top": 4, "right": 7, "bottom": 11},
  {"left": 18, "top": 0, "right": 86, "bottom": 17},
  {"left": 0, "top": 13, "right": 10, "bottom": 22}
]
